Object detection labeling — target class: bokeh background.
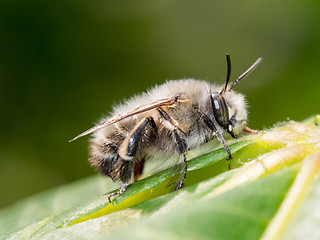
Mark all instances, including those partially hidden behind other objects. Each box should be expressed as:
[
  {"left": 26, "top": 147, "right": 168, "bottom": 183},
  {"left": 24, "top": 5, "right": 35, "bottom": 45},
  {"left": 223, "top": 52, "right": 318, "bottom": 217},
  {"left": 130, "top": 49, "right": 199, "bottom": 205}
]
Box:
[{"left": 1, "top": 0, "right": 319, "bottom": 208}]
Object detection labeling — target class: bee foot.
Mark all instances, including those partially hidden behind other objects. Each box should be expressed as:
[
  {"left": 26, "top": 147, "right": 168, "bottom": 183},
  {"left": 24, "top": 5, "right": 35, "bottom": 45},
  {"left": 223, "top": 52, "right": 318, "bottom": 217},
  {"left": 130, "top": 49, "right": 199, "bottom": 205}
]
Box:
[
  {"left": 107, "top": 192, "right": 119, "bottom": 203},
  {"left": 107, "top": 185, "right": 127, "bottom": 203},
  {"left": 173, "top": 181, "right": 184, "bottom": 191}
]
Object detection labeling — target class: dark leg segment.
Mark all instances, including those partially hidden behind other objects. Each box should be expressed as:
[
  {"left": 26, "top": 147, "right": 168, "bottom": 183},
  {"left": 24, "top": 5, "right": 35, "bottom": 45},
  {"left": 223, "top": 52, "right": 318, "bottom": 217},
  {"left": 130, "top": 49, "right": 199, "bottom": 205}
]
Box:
[
  {"left": 158, "top": 107, "right": 185, "bottom": 134},
  {"left": 118, "top": 160, "right": 134, "bottom": 183},
  {"left": 158, "top": 107, "right": 188, "bottom": 190},
  {"left": 108, "top": 159, "right": 133, "bottom": 202},
  {"left": 172, "top": 128, "right": 188, "bottom": 190},
  {"left": 133, "top": 155, "right": 146, "bottom": 182},
  {"left": 127, "top": 117, "right": 156, "bottom": 157},
  {"left": 199, "top": 110, "right": 232, "bottom": 160},
  {"left": 172, "top": 129, "right": 187, "bottom": 154},
  {"left": 173, "top": 154, "right": 188, "bottom": 190}
]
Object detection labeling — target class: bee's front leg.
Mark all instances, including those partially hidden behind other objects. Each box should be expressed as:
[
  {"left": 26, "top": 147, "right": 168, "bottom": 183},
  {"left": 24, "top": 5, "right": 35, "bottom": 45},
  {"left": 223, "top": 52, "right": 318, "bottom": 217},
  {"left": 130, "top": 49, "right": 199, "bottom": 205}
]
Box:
[{"left": 198, "top": 109, "right": 232, "bottom": 160}]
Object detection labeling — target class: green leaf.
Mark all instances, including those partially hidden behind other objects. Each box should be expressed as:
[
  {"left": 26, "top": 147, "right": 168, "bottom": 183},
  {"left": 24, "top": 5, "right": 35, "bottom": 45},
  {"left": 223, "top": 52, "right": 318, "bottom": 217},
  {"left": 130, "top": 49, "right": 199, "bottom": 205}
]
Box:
[
  {"left": 1, "top": 115, "right": 320, "bottom": 240},
  {"left": 0, "top": 175, "right": 118, "bottom": 236}
]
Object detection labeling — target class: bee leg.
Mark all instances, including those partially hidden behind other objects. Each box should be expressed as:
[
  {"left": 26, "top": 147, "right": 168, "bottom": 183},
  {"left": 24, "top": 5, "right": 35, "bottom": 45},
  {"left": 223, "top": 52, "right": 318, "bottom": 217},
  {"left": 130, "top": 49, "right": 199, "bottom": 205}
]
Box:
[
  {"left": 121, "top": 117, "right": 156, "bottom": 159},
  {"left": 173, "top": 153, "right": 188, "bottom": 191},
  {"left": 110, "top": 117, "right": 156, "bottom": 200},
  {"left": 132, "top": 118, "right": 157, "bottom": 182},
  {"left": 198, "top": 110, "right": 232, "bottom": 160},
  {"left": 157, "top": 108, "right": 188, "bottom": 190},
  {"left": 107, "top": 158, "right": 134, "bottom": 203},
  {"left": 170, "top": 128, "right": 188, "bottom": 190},
  {"left": 107, "top": 184, "right": 128, "bottom": 203},
  {"left": 133, "top": 155, "right": 146, "bottom": 182}
]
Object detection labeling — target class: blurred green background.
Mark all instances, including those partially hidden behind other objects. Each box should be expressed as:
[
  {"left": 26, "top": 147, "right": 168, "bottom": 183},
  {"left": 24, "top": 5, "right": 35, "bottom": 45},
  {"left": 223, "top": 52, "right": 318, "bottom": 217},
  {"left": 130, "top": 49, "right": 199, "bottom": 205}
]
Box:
[{"left": 0, "top": 0, "right": 319, "bottom": 208}]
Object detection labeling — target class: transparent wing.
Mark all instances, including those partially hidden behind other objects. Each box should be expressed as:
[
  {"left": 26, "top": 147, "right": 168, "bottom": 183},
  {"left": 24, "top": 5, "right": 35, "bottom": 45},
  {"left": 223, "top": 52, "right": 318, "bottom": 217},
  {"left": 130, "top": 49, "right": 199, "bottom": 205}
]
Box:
[{"left": 69, "top": 95, "right": 180, "bottom": 142}]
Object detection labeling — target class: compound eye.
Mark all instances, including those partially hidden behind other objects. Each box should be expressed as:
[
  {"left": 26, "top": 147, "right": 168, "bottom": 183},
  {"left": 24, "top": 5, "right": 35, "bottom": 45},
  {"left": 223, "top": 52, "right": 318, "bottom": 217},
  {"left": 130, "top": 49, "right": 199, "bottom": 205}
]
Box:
[{"left": 211, "top": 92, "right": 229, "bottom": 128}]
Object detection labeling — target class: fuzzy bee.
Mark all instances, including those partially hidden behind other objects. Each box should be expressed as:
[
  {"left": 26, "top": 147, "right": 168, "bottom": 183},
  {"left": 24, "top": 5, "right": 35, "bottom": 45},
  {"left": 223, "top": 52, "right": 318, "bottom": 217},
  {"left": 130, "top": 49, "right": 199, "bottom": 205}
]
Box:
[{"left": 70, "top": 54, "right": 262, "bottom": 201}]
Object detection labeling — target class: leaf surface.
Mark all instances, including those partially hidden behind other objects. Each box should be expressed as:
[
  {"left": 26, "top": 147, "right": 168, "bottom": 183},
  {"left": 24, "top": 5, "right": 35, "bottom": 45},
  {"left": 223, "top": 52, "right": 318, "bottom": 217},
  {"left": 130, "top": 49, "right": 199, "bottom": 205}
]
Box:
[{"left": 1, "top": 115, "right": 320, "bottom": 240}]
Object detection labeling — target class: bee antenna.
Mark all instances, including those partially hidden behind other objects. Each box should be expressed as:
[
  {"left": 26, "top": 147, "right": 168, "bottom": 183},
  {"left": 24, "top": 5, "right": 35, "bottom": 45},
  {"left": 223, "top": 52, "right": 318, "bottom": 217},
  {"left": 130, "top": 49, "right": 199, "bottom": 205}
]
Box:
[
  {"left": 221, "top": 53, "right": 231, "bottom": 93},
  {"left": 229, "top": 57, "right": 262, "bottom": 91}
]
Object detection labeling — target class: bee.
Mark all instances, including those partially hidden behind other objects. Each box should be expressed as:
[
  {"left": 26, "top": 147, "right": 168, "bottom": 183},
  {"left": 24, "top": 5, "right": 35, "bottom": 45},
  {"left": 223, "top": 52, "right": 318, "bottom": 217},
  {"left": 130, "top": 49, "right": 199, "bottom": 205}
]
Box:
[{"left": 70, "top": 54, "right": 262, "bottom": 201}]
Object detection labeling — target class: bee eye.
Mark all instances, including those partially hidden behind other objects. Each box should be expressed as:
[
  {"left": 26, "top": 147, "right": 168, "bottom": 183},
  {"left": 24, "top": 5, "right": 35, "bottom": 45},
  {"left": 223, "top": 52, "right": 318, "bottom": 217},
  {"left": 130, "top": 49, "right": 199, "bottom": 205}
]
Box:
[{"left": 211, "top": 93, "right": 229, "bottom": 128}]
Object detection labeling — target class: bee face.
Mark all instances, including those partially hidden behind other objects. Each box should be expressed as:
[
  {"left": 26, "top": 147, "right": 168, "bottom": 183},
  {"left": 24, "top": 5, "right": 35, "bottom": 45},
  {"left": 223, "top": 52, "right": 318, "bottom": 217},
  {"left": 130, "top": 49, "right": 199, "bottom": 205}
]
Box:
[{"left": 210, "top": 91, "right": 245, "bottom": 139}]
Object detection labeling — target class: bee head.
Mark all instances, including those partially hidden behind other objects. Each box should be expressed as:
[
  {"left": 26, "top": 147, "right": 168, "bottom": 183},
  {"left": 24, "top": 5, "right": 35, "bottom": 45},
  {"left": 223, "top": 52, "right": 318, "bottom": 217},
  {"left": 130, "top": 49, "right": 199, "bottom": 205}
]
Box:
[{"left": 210, "top": 54, "right": 262, "bottom": 137}]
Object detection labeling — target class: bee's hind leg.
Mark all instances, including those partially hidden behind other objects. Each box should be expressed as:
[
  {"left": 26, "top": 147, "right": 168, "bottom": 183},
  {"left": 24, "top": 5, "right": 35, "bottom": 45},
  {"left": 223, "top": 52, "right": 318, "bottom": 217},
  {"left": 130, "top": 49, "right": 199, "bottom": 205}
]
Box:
[
  {"left": 108, "top": 184, "right": 128, "bottom": 203},
  {"left": 133, "top": 155, "right": 146, "bottom": 182},
  {"left": 108, "top": 117, "right": 156, "bottom": 202},
  {"left": 107, "top": 157, "right": 133, "bottom": 202}
]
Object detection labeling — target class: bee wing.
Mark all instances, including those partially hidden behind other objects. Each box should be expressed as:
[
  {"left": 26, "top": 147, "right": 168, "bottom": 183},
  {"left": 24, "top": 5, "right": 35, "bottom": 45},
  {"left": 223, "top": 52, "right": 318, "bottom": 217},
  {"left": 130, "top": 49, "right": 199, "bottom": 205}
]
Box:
[{"left": 69, "top": 95, "right": 180, "bottom": 142}]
